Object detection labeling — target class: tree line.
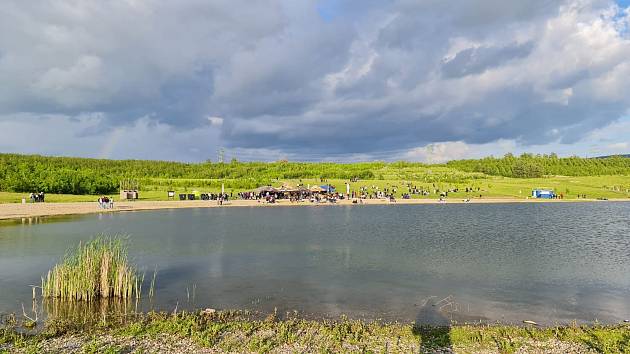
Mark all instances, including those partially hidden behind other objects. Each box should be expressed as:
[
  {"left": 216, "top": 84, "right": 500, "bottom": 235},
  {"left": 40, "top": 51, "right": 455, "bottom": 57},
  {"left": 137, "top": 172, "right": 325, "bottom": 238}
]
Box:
[
  {"left": 1, "top": 153, "right": 628, "bottom": 195},
  {"left": 0, "top": 154, "right": 380, "bottom": 194},
  {"left": 446, "top": 153, "right": 630, "bottom": 178}
]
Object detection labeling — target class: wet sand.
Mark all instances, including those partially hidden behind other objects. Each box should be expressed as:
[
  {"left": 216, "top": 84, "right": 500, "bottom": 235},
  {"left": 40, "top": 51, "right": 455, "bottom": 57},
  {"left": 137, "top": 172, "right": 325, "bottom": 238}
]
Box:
[{"left": 0, "top": 197, "right": 619, "bottom": 220}]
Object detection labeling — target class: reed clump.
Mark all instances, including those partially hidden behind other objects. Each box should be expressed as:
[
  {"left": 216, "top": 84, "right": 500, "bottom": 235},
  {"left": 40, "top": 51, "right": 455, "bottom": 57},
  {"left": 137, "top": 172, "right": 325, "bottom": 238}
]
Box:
[{"left": 41, "top": 236, "right": 142, "bottom": 301}]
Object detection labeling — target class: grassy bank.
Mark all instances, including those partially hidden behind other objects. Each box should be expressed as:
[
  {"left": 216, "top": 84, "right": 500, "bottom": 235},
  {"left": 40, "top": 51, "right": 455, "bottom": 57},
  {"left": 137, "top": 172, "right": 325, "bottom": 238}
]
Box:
[{"left": 1, "top": 311, "right": 629, "bottom": 353}]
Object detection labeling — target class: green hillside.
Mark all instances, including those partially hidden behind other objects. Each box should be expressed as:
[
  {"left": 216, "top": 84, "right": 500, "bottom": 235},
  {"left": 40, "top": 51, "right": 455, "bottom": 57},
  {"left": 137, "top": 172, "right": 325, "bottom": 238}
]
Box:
[{"left": 1, "top": 153, "right": 629, "bottom": 202}]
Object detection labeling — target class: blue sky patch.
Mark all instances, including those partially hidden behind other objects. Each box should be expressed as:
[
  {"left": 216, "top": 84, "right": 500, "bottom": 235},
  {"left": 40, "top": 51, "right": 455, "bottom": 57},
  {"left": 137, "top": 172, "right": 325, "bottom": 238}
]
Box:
[{"left": 317, "top": 0, "right": 340, "bottom": 22}]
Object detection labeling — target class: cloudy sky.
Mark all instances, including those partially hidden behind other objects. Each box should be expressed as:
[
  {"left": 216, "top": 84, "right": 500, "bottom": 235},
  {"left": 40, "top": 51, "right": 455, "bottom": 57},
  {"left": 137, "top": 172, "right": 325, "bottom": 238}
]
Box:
[{"left": 1, "top": 0, "right": 629, "bottom": 162}]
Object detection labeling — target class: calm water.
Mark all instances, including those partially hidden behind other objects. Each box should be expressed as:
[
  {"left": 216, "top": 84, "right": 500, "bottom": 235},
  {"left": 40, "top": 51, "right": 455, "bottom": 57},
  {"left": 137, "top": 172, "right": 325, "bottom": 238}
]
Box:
[{"left": 1, "top": 203, "right": 629, "bottom": 325}]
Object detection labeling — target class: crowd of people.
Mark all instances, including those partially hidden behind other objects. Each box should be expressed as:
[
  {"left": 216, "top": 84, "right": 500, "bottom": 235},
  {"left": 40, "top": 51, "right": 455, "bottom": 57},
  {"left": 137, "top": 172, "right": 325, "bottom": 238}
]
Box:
[
  {"left": 350, "top": 185, "right": 397, "bottom": 200},
  {"left": 237, "top": 188, "right": 343, "bottom": 204},
  {"left": 406, "top": 183, "right": 476, "bottom": 197},
  {"left": 26, "top": 180, "right": 504, "bottom": 210},
  {"left": 173, "top": 180, "right": 522, "bottom": 206}
]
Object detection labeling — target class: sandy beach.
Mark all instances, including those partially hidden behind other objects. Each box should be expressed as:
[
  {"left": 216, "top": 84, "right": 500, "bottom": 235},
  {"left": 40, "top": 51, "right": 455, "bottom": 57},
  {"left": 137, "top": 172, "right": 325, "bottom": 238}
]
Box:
[{"left": 0, "top": 197, "right": 621, "bottom": 220}]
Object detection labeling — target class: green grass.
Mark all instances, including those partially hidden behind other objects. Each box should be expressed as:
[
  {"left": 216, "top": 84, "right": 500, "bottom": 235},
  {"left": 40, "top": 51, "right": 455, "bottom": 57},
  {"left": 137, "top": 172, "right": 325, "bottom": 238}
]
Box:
[
  {"left": 140, "top": 175, "right": 628, "bottom": 200},
  {"left": 0, "top": 192, "right": 99, "bottom": 203},
  {"left": 41, "top": 236, "right": 142, "bottom": 301},
  {"left": 2, "top": 311, "right": 629, "bottom": 353},
  {"left": 1, "top": 174, "right": 629, "bottom": 204}
]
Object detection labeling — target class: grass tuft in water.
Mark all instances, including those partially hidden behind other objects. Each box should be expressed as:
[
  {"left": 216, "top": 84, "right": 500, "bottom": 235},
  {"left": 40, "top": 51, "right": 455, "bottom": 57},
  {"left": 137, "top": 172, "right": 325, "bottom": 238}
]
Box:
[{"left": 41, "top": 236, "right": 141, "bottom": 301}]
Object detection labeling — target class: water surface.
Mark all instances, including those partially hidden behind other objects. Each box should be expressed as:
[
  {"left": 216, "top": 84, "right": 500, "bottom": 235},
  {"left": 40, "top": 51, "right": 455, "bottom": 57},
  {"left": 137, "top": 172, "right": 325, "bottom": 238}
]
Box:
[{"left": 1, "top": 203, "right": 629, "bottom": 324}]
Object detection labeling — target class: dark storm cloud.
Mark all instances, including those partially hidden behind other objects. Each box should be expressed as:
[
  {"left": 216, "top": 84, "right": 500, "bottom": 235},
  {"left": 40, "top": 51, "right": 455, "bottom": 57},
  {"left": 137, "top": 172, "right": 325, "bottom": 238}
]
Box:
[
  {"left": 209, "top": 20, "right": 356, "bottom": 119},
  {"left": 0, "top": 0, "right": 629, "bottom": 159},
  {"left": 0, "top": 0, "right": 287, "bottom": 125},
  {"left": 222, "top": 0, "right": 630, "bottom": 155}
]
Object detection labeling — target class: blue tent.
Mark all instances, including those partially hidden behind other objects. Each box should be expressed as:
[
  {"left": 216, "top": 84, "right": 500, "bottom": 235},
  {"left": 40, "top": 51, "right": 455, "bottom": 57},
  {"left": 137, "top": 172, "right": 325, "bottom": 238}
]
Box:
[
  {"left": 532, "top": 189, "right": 555, "bottom": 199},
  {"left": 320, "top": 185, "right": 336, "bottom": 193}
]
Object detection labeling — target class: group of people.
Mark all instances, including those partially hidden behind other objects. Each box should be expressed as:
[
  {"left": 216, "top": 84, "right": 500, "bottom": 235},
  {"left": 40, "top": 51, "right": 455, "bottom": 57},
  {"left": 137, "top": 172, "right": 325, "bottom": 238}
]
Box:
[
  {"left": 215, "top": 193, "right": 229, "bottom": 205},
  {"left": 407, "top": 183, "right": 472, "bottom": 197},
  {"left": 237, "top": 191, "right": 260, "bottom": 200},
  {"left": 308, "top": 193, "right": 342, "bottom": 203},
  {"left": 29, "top": 192, "right": 45, "bottom": 203},
  {"left": 198, "top": 193, "right": 230, "bottom": 202},
  {"left": 238, "top": 189, "right": 345, "bottom": 204},
  {"left": 237, "top": 180, "right": 494, "bottom": 204},
  {"left": 98, "top": 196, "right": 114, "bottom": 209},
  {"left": 237, "top": 181, "right": 496, "bottom": 204},
  {"left": 351, "top": 185, "right": 397, "bottom": 200}
]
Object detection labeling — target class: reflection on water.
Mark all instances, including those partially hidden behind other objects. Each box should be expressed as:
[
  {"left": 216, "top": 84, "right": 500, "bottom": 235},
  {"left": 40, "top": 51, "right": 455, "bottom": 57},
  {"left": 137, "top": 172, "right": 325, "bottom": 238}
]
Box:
[
  {"left": 43, "top": 298, "right": 138, "bottom": 323},
  {"left": 3, "top": 297, "right": 140, "bottom": 332},
  {"left": 1, "top": 203, "right": 629, "bottom": 325}
]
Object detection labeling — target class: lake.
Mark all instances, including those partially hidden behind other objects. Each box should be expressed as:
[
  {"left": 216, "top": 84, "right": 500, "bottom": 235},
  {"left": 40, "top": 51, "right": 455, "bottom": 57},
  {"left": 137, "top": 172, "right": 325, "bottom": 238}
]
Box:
[{"left": 1, "top": 202, "right": 629, "bottom": 325}]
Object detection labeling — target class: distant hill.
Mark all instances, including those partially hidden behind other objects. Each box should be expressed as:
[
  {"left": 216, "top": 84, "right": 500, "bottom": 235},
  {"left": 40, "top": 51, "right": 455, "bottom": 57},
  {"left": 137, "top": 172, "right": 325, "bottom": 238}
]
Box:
[
  {"left": 446, "top": 154, "right": 630, "bottom": 178},
  {"left": 594, "top": 154, "right": 630, "bottom": 159}
]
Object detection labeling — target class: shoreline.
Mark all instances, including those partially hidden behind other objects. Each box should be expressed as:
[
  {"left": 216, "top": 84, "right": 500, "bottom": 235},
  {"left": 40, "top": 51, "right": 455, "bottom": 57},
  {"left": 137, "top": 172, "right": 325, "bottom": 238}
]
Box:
[
  {"left": 2, "top": 310, "right": 627, "bottom": 353},
  {"left": 0, "top": 197, "right": 627, "bottom": 221}
]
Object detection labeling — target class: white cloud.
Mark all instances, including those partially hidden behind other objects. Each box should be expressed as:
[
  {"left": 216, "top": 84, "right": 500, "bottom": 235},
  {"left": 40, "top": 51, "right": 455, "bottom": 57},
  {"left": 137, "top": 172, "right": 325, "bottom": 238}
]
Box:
[
  {"left": 33, "top": 55, "right": 108, "bottom": 107},
  {"left": 403, "top": 140, "right": 518, "bottom": 163},
  {"left": 404, "top": 142, "right": 472, "bottom": 163},
  {"left": 402, "top": 116, "right": 630, "bottom": 162},
  {"left": 207, "top": 116, "right": 224, "bottom": 126},
  {"left": 607, "top": 142, "right": 629, "bottom": 150}
]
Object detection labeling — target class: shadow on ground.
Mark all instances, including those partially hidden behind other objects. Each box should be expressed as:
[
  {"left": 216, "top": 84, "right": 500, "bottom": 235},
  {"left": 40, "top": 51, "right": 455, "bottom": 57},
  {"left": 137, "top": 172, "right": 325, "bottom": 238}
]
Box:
[{"left": 413, "top": 297, "right": 452, "bottom": 351}]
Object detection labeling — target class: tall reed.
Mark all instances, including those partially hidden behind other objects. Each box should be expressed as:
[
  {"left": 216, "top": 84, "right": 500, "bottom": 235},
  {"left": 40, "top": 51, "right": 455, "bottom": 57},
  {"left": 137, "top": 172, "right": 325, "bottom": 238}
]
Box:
[{"left": 41, "top": 236, "right": 141, "bottom": 301}]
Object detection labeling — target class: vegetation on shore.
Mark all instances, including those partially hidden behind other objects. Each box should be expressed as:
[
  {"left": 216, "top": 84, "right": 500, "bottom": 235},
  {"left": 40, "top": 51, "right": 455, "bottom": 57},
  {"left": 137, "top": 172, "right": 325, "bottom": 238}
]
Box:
[
  {"left": 41, "top": 236, "right": 142, "bottom": 301},
  {"left": 448, "top": 153, "right": 630, "bottom": 178},
  {"left": 1, "top": 310, "right": 629, "bottom": 353},
  {"left": 1, "top": 153, "right": 629, "bottom": 198},
  {"left": 2, "top": 172, "right": 630, "bottom": 204}
]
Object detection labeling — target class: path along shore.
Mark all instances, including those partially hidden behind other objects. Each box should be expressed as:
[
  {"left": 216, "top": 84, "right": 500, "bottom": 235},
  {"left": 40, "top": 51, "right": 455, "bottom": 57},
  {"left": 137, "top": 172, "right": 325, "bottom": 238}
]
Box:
[{"left": 0, "top": 197, "right": 627, "bottom": 221}]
